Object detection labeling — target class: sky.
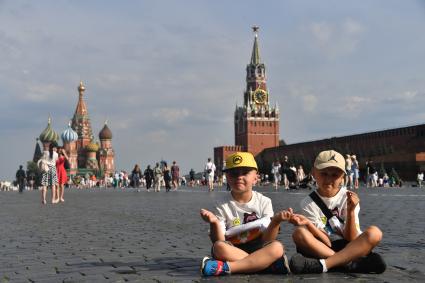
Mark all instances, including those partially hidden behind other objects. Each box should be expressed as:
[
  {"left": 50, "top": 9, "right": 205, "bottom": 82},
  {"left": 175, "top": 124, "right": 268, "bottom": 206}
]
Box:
[{"left": 1, "top": 0, "right": 425, "bottom": 180}]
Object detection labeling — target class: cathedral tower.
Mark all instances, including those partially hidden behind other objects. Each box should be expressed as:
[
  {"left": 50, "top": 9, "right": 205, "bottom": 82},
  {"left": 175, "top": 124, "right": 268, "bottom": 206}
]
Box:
[
  {"left": 234, "top": 27, "right": 280, "bottom": 156},
  {"left": 71, "top": 81, "right": 94, "bottom": 168},
  {"left": 98, "top": 121, "right": 115, "bottom": 177}
]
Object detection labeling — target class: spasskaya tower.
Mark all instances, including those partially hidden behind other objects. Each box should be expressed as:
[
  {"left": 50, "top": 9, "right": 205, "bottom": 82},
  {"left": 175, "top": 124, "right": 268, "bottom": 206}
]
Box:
[
  {"left": 234, "top": 26, "right": 280, "bottom": 156},
  {"left": 214, "top": 27, "right": 280, "bottom": 171}
]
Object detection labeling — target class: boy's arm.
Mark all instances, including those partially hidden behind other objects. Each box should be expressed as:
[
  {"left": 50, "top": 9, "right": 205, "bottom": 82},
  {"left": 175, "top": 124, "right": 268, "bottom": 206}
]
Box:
[
  {"left": 343, "top": 191, "right": 361, "bottom": 241},
  {"left": 262, "top": 208, "right": 293, "bottom": 242},
  {"left": 200, "top": 209, "right": 225, "bottom": 243}
]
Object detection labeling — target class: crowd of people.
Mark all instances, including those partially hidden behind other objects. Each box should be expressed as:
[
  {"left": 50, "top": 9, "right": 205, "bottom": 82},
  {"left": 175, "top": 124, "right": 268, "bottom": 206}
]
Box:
[{"left": 8, "top": 153, "right": 425, "bottom": 196}]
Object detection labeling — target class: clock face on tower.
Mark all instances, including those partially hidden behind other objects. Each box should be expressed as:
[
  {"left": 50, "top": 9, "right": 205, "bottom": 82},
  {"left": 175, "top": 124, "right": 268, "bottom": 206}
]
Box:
[{"left": 253, "top": 89, "right": 267, "bottom": 104}]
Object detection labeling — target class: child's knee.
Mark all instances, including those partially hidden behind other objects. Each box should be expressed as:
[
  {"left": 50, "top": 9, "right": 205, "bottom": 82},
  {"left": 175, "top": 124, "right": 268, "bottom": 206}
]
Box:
[
  {"left": 212, "top": 241, "right": 231, "bottom": 258},
  {"left": 266, "top": 240, "right": 285, "bottom": 258},
  {"left": 364, "top": 225, "right": 383, "bottom": 246},
  {"left": 292, "top": 226, "right": 309, "bottom": 244}
]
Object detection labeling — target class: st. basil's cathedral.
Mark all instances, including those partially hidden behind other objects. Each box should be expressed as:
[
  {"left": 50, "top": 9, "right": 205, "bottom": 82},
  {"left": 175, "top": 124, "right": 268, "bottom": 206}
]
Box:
[{"left": 33, "top": 81, "right": 115, "bottom": 177}]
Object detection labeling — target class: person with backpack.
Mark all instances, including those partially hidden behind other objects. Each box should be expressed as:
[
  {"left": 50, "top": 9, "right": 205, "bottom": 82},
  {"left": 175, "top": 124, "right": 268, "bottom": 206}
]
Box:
[
  {"left": 144, "top": 165, "right": 154, "bottom": 192},
  {"left": 16, "top": 165, "right": 26, "bottom": 193}
]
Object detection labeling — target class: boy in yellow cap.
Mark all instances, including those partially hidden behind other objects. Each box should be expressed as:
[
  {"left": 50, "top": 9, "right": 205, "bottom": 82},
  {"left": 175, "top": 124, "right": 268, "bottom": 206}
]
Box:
[
  {"left": 200, "top": 152, "right": 292, "bottom": 276},
  {"left": 289, "top": 150, "right": 386, "bottom": 274}
]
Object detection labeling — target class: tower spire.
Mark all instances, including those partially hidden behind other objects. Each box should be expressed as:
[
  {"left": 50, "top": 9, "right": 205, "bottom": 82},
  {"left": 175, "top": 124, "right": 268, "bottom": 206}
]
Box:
[{"left": 251, "top": 26, "right": 261, "bottom": 65}]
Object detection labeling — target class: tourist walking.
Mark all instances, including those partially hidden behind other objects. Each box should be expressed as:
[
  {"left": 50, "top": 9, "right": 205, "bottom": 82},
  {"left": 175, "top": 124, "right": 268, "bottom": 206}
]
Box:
[
  {"left": 163, "top": 162, "right": 172, "bottom": 192},
  {"left": 131, "top": 164, "right": 142, "bottom": 188},
  {"left": 171, "top": 161, "right": 180, "bottom": 190},
  {"left": 204, "top": 158, "right": 216, "bottom": 191},
  {"left": 144, "top": 165, "right": 154, "bottom": 192},
  {"left": 15, "top": 165, "right": 26, "bottom": 193},
  {"left": 366, "top": 160, "right": 377, "bottom": 187},
  {"left": 56, "top": 147, "right": 69, "bottom": 203},
  {"left": 351, "top": 155, "right": 359, "bottom": 189},
  {"left": 280, "top": 156, "right": 290, "bottom": 190},
  {"left": 38, "top": 143, "right": 59, "bottom": 204},
  {"left": 296, "top": 165, "right": 305, "bottom": 186},
  {"left": 189, "top": 168, "right": 196, "bottom": 187},
  {"left": 345, "top": 154, "right": 352, "bottom": 189},
  {"left": 417, "top": 171, "right": 424, "bottom": 188},
  {"left": 271, "top": 160, "right": 281, "bottom": 190},
  {"left": 153, "top": 163, "right": 163, "bottom": 192}
]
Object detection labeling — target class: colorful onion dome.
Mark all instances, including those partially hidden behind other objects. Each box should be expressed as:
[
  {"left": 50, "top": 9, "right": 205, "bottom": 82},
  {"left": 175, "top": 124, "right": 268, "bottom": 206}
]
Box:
[
  {"left": 99, "top": 120, "right": 112, "bottom": 140},
  {"left": 39, "top": 117, "right": 59, "bottom": 143},
  {"left": 85, "top": 141, "right": 99, "bottom": 152},
  {"left": 61, "top": 121, "right": 78, "bottom": 143}
]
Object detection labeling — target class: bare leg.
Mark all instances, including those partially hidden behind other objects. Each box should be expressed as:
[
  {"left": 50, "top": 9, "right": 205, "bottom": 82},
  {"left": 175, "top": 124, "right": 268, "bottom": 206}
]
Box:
[
  {"left": 51, "top": 185, "right": 57, "bottom": 203},
  {"left": 41, "top": 187, "right": 47, "bottom": 204},
  {"left": 59, "top": 184, "right": 65, "bottom": 202},
  {"left": 325, "top": 226, "right": 382, "bottom": 269},
  {"left": 293, "top": 226, "right": 383, "bottom": 270},
  {"left": 292, "top": 226, "right": 335, "bottom": 258},
  {"left": 213, "top": 241, "right": 284, "bottom": 274}
]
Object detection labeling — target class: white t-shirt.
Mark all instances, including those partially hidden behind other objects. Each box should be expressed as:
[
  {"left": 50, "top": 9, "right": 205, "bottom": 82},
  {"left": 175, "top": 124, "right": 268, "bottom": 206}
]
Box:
[
  {"left": 215, "top": 191, "right": 273, "bottom": 245},
  {"left": 205, "top": 162, "right": 216, "bottom": 177},
  {"left": 42, "top": 150, "right": 58, "bottom": 166},
  {"left": 300, "top": 186, "right": 361, "bottom": 241}
]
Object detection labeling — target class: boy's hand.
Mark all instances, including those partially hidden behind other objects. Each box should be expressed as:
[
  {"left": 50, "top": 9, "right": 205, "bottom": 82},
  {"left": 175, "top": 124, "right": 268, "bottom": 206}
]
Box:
[
  {"left": 200, "top": 209, "right": 219, "bottom": 224},
  {"left": 289, "top": 213, "right": 310, "bottom": 226},
  {"left": 346, "top": 191, "right": 359, "bottom": 211},
  {"left": 272, "top": 208, "right": 293, "bottom": 223}
]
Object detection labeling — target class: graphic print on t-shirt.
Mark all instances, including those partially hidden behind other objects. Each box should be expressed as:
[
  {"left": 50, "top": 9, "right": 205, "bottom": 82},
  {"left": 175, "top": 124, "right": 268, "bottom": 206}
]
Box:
[{"left": 227, "top": 212, "right": 263, "bottom": 245}]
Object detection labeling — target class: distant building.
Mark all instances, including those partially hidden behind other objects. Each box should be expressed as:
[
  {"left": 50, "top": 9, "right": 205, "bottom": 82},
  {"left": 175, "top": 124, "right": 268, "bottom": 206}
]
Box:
[{"left": 34, "top": 81, "right": 115, "bottom": 177}]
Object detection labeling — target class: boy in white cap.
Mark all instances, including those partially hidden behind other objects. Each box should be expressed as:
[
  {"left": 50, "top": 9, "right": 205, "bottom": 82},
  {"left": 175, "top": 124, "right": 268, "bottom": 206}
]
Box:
[
  {"left": 289, "top": 149, "right": 386, "bottom": 274},
  {"left": 200, "top": 152, "right": 292, "bottom": 276}
]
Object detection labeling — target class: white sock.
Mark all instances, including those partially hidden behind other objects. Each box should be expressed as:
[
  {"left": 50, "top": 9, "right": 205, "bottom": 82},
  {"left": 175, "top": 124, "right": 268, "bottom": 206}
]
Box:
[{"left": 319, "top": 259, "right": 328, "bottom": 273}]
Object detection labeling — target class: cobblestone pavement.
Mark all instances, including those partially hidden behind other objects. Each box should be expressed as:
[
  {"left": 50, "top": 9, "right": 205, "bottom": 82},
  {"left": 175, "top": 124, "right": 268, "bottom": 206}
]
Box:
[{"left": 1, "top": 185, "right": 424, "bottom": 282}]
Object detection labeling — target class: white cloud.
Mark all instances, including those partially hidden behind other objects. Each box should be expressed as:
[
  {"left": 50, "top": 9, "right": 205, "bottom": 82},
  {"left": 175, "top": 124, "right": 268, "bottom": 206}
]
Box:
[
  {"left": 310, "top": 18, "right": 365, "bottom": 58},
  {"left": 302, "top": 95, "right": 318, "bottom": 112},
  {"left": 153, "top": 108, "right": 190, "bottom": 125},
  {"left": 23, "top": 83, "right": 65, "bottom": 102},
  {"left": 146, "top": 130, "right": 168, "bottom": 144},
  {"left": 311, "top": 22, "right": 333, "bottom": 46},
  {"left": 338, "top": 96, "right": 372, "bottom": 115}
]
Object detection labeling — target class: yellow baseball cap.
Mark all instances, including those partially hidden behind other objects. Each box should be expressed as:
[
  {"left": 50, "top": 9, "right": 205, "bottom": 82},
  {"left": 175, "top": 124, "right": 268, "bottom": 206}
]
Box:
[
  {"left": 314, "top": 150, "right": 346, "bottom": 174},
  {"left": 223, "top": 152, "right": 258, "bottom": 172}
]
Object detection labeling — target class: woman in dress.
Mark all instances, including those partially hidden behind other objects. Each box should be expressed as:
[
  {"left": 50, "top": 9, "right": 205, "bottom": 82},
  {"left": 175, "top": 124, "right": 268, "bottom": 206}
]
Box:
[
  {"left": 40, "top": 143, "right": 59, "bottom": 204},
  {"left": 56, "top": 147, "right": 69, "bottom": 203}
]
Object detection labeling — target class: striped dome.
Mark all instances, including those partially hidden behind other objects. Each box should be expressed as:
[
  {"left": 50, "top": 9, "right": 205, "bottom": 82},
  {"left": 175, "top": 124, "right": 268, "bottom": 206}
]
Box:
[
  {"left": 39, "top": 117, "right": 59, "bottom": 143},
  {"left": 61, "top": 122, "right": 78, "bottom": 143},
  {"left": 85, "top": 142, "right": 99, "bottom": 152}
]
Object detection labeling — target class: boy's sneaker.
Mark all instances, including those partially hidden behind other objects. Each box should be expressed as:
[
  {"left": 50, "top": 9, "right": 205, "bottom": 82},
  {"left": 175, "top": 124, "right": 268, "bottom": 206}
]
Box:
[
  {"left": 289, "top": 253, "right": 323, "bottom": 274},
  {"left": 345, "top": 252, "right": 386, "bottom": 274},
  {"left": 264, "top": 254, "right": 291, "bottom": 274},
  {"left": 200, "top": 256, "right": 230, "bottom": 276}
]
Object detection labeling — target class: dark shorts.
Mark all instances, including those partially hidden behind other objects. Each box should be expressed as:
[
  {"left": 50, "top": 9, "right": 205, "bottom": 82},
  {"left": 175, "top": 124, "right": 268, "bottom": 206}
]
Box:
[
  {"left": 331, "top": 239, "right": 349, "bottom": 252},
  {"left": 297, "top": 239, "right": 349, "bottom": 255},
  {"left": 211, "top": 237, "right": 267, "bottom": 257}
]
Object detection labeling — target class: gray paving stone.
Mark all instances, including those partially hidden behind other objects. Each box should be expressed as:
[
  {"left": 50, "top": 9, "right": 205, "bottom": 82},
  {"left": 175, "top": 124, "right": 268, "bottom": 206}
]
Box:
[{"left": 1, "top": 185, "right": 425, "bottom": 282}]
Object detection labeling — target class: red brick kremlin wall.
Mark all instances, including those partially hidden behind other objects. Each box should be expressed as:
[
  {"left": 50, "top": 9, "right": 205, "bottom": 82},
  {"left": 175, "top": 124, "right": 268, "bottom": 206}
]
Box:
[{"left": 256, "top": 124, "right": 425, "bottom": 181}]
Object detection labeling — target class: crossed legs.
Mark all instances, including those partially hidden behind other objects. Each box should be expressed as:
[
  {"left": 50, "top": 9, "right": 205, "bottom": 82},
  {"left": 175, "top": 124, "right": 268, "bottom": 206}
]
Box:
[
  {"left": 292, "top": 225, "right": 382, "bottom": 270},
  {"left": 212, "top": 240, "right": 284, "bottom": 273}
]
